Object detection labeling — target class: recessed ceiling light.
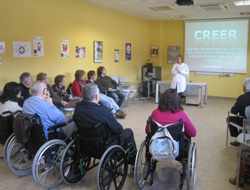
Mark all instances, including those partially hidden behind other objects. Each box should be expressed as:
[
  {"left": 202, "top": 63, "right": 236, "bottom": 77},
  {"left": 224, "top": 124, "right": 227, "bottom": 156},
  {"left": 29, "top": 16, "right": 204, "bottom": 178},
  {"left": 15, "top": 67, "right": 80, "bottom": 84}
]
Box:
[{"left": 234, "top": 1, "right": 250, "bottom": 6}]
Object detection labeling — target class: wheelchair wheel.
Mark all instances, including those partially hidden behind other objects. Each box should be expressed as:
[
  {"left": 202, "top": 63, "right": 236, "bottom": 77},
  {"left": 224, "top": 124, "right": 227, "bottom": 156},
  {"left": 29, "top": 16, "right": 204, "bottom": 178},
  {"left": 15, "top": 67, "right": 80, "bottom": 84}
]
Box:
[
  {"left": 187, "top": 143, "right": 197, "bottom": 190},
  {"left": 6, "top": 135, "right": 33, "bottom": 176},
  {"left": 32, "top": 139, "right": 66, "bottom": 189},
  {"left": 3, "top": 133, "right": 15, "bottom": 161},
  {"left": 97, "top": 145, "right": 128, "bottom": 190},
  {"left": 134, "top": 139, "right": 149, "bottom": 189},
  {"left": 60, "top": 139, "right": 91, "bottom": 184}
]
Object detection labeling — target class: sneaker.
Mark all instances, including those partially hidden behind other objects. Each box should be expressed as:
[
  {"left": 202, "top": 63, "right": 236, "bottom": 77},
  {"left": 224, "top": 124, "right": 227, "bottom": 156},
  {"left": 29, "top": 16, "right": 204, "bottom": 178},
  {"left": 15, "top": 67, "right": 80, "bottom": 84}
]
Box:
[{"left": 230, "top": 141, "right": 240, "bottom": 146}]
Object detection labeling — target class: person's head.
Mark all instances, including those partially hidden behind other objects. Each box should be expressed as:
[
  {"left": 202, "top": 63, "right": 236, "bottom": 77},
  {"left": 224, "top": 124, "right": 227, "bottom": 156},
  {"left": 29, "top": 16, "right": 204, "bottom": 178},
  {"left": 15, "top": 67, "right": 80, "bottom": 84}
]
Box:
[
  {"left": 97, "top": 66, "right": 106, "bottom": 77},
  {"left": 36, "top": 72, "right": 49, "bottom": 85},
  {"left": 75, "top": 70, "right": 85, "bottom": 81},
  {"left": 243, "top": 78, "right": 250, "bottom": 92},
  {"left": 19, "top": 72, "right": 33, "bottom": 88},
  {"left": 30, "top": 81, "right": 47, "bottom": 99},
  {"left": 177, "top": 55, "right": 183, "bottom": 64},
  {"left": 87, "top": 70, "right": 96, "bottom": 80},
  {"left": 82, "top": 83, "right": 99, "bottom": 103},
  {"left": 158, "top": 88, "right": 183, "bottom": 113},
  {"left": 54, "top": 75, "right": 66, "bottom": 88},
  {"left": 0, "top": 82, "right": 21, "bottom": 104}
]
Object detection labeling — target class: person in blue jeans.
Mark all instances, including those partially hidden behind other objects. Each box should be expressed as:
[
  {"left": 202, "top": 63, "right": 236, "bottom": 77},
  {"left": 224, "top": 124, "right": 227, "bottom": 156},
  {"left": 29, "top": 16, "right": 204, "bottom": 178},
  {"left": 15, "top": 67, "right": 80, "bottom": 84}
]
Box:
[
  {"left": 96, "top": 66, "right": 126, "bottom": 107},
  {"left": 86, "top": 70, "right": 126, "bottom": 119}
]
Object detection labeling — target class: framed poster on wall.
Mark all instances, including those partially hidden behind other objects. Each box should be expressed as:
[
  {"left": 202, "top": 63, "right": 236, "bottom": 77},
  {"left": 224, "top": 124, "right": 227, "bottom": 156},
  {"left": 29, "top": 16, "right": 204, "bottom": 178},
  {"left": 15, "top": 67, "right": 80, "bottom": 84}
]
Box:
[
  {"left": 168, "top": 46, "right": 180, "bottom": 63},
  {"left": 94, "top": 41, "right": 103, "bottom": 63}
]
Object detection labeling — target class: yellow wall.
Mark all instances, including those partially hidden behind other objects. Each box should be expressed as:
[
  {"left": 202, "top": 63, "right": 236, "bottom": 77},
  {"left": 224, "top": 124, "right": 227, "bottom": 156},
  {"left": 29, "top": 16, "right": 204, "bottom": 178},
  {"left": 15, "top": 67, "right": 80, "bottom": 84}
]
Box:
[
  {"left": 148, "top": 20, "right": 250, "bottom": 98},
  {"left": 1, "top": 0, "right": 249, "bottom": 98},
  {"left": 0, "top": 0, "right": 149, "bottom": 88}
]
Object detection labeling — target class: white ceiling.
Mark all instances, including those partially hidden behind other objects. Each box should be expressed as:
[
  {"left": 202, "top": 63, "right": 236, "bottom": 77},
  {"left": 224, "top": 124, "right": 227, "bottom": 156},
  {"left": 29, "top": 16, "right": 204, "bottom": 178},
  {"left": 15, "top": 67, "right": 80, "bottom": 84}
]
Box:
[{"left": 83, "top": 0, "right": 250, "bottom": 21}]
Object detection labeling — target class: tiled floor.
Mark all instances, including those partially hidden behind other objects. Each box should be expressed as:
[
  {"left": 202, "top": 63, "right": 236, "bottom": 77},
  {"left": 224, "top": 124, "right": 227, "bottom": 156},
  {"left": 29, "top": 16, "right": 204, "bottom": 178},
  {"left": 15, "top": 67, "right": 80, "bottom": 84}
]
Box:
[{"left": 0, "top": 97, "right": 249, "bottom": 190}]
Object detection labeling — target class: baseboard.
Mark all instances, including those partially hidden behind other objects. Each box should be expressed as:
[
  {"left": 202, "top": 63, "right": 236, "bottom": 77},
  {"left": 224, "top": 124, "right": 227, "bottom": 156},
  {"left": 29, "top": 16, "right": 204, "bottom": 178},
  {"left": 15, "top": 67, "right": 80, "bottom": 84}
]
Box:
[{"left": 207, "top": 96, "right": 236, "bottom": 100}]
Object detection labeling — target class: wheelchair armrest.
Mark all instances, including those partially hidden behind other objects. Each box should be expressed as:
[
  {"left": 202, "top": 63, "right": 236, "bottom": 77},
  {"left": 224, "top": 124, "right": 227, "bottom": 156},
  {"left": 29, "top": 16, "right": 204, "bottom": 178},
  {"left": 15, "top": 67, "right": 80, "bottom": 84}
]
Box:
[{"left": 48, "top": 122, "right": 67, "bottom": 131}]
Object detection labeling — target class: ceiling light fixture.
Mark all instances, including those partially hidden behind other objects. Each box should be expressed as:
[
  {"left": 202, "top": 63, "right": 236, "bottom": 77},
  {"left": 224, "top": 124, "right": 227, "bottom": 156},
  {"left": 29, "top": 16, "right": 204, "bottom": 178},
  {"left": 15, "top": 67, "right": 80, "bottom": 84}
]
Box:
[{"left": 234, "top": 0, "right": 250, "bottom": 6}]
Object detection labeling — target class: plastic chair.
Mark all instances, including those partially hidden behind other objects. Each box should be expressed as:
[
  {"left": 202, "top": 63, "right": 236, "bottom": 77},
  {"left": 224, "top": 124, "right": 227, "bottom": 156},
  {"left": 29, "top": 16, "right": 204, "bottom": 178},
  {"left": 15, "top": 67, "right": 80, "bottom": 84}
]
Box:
[
  {"left": 111, "top": 75, "right": 130, "bottom": 105},
  {"left": 119, "top": 76, "right": 138, "bottom": 106},
  {"left": 226, "top": 110, "right": 245, "bottom": 148}
]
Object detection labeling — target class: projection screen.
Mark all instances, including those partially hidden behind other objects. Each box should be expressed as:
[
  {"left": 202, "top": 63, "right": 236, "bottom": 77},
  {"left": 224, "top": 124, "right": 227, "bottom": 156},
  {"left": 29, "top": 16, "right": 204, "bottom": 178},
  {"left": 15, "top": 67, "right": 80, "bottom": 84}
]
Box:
[{"left": 184, "top": 20, "right": 249, "bottom": 73}]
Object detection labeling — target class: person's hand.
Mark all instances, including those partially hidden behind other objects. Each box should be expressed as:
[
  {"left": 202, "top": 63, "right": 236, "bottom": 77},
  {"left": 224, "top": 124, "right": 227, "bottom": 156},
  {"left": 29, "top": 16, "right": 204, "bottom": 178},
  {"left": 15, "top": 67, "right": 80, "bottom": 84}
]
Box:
[
  {"left": 45, "top": 96, "right": 53, "bottom": 105},
  {"left": 61, "top": 100, "right": 69, "bottom": 107},
  {"left": 69, "top": 94, "right": 73, "bottom": 101},
  {"left": 108, "top": 88, "right": 113, "bottom": 91},
  {"left": 116, "top": 87, "right": 120, "bottom": 90}
]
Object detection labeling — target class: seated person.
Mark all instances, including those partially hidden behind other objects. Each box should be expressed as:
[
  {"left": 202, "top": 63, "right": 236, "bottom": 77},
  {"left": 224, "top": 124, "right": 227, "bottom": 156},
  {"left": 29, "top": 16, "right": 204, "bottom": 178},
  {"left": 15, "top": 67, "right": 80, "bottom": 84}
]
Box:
[
  {"left": 73, "top": 83, "right": 136, "bottom": 151},
  {"left": 36, "top": 72, "right": 69, "bottom": 109},
  {"left": 23, "top": 81, "right": 75, "bottom": 140},
  {"left": 71, "top": 70, "right": 86, "bottom": 97},
  {"left": 86, "top": 70, "right": 126, "bottom": 118},
  {"left": 52, "top": 75, "right": 73, "bottom": 102},
  {"left": 227, "top": 78, "right": 250, "bottom": 146},
  {"left": 96, "top": 66, "right": 126, "bottom": 107},
  {"left": 145, "top": 88, "right": 196, "bottom": 138},
  {"left": 18, "top": 72, "right": 33, "bottom": 107},
  {"left": 0, "top": 82, "right": 22, "bottom": 115}
]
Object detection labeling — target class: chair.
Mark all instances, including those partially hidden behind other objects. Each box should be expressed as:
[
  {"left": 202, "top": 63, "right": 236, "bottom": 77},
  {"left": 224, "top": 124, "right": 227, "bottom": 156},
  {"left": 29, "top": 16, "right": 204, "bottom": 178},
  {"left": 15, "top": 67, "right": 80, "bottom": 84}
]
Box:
[
  {"left": 236, "top": 107, "right": 250, "bottom": 189},
  {"left": 111, "top": 75, "right": 130, "bottom": 106},
  {"left": 60, "top": 122, "right": 137, "bottom": 189},
  {"left": 4, "top": 113, "right": 71, "bottom": 189},
  {"left": 226, "top": 109, "right": 246, "bottom": 148},
  {"left": 119, "top": 76, "right": 138, "bottom": 106},
  {"left": 0, "top": 110, "right": 21, "bottom": 159},
  {"left": 134, "top": 117, "right": 197, "bottom": 190}
]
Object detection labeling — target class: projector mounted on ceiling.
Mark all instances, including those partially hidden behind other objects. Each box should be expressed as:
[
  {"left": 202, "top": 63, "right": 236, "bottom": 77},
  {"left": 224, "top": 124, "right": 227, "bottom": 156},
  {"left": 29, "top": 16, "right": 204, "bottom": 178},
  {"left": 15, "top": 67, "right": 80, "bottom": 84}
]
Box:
[{"left": 176, "top": 0, "right": 194, "bottom": 6}]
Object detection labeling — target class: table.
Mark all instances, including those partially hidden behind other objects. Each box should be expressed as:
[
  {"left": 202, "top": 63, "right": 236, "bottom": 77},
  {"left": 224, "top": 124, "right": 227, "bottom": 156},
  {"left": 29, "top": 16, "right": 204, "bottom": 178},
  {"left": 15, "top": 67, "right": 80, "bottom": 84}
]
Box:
[{"left": 155, "top": 80, "right": 208, "bottom": 108}]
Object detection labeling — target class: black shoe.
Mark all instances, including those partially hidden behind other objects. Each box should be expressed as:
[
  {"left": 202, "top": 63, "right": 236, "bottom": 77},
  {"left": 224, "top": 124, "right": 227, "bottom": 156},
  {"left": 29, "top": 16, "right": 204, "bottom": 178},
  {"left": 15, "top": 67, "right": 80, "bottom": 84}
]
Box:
[{"left": 230, "top": 141, "right": 240, "bottom": 146}]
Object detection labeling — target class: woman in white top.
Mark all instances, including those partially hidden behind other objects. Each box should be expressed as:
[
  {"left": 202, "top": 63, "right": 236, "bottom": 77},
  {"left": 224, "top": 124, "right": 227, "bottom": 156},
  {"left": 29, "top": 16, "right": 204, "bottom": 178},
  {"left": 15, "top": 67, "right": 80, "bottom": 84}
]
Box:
[
  {"left": 171, "top": 55, "right": 189, "bottom": 96},
  {"left": 0, "top": 82, "right": 22, "bottom": 115}
]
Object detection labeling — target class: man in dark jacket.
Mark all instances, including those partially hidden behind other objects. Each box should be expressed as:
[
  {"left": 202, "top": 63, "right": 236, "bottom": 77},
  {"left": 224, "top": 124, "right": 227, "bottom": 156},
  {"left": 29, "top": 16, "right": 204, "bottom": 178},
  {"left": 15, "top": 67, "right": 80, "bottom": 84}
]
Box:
[
  {"left": 73, "top": 83, "right": 136, "bottom": 149},
  {"left": 227, "top": 78, "right": 250, "bottom": 146},
  {"left": 18, "top": 72, "right": 33, "bottom": 107},
  {"left": 95, "top": 66, "right": 126, "bottom": 107}
]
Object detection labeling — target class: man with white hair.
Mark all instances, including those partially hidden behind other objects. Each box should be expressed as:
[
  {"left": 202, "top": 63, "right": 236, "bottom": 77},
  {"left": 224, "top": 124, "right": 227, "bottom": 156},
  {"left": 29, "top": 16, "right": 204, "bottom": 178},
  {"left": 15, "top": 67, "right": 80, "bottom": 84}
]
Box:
[
  {"left": 227, "top": 78, "right": 250, "bottom": 146},
  {"left": 18, "top": 72, "right": 33, "bottom": 107},
  {"left": 73, "top": 83, "right": 136, "bottom": 150},
  {"left": 23, "top": 81, "right": 66, "bottom": 139}
]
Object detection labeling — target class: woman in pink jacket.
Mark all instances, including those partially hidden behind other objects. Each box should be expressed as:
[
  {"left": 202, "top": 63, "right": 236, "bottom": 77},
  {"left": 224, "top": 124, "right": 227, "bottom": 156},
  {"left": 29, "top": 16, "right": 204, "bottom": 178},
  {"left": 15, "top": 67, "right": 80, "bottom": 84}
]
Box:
[{"left": 145, "top": 88, "right": 196, "bottom": 138}]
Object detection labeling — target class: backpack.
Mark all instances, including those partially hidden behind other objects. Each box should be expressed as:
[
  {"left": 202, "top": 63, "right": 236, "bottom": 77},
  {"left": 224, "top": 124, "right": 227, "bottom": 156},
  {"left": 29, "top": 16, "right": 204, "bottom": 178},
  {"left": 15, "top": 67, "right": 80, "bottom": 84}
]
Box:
[
  {"left": 13, "top": 113, "right": 40, "bottom": 145},
  {"left": 0, "top": 111, "right": 21, "bottom": 145},
  {"left": 0, "top": 112, "right": 14, "bottom": 144},
  {"left": 149, "top": 120, "right": 184, "bottom": 162}
]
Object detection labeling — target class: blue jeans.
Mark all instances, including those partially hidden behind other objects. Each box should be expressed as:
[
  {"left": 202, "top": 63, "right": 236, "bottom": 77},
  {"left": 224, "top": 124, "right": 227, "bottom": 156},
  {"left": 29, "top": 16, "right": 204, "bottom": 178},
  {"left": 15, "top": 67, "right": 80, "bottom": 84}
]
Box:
[
  {"left": 107, "top": 90, "right": 126, "bottom": 107},
  {"left": 99, "top": 93, "right": 120, "bottom": 114}
]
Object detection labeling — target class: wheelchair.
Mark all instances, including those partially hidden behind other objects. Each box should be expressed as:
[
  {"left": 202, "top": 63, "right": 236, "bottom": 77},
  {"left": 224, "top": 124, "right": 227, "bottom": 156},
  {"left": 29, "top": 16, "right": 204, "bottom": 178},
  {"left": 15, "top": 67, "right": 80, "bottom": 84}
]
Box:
[
  {"left": 60, "top": 122, "right": 137, "bottom": 190},
  {"left": 134, "top": 117, "right": 197, "bottom": 190},
  {"left": 0, "top": 110, "right": 21, "bottom": 159},
  {"left": 4, "top": 112, "right": 71, "bottom": 189}
]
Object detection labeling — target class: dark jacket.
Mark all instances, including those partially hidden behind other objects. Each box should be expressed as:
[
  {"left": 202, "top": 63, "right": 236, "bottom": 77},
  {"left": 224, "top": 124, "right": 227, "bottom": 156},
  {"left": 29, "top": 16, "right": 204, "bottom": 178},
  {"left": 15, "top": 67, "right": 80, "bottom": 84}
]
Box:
[
  {"left": 231, "top": 91, "right": 250, "bottom": 117},
  {"left": 18, "top": 83, "right": 30, "bottom": 107},
  {"left": 95, "top": 76, "right": 119, "bottom": 91},
  {"left": 73, "top": 101, "right": 123, "bottom": 137}
]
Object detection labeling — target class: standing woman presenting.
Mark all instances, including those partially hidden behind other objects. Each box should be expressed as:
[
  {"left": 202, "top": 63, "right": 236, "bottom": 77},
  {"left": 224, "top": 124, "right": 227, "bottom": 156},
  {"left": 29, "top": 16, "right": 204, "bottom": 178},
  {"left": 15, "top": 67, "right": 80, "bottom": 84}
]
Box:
[{"left": 171, "top": 55, "right": 189, "bottom": 97}]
